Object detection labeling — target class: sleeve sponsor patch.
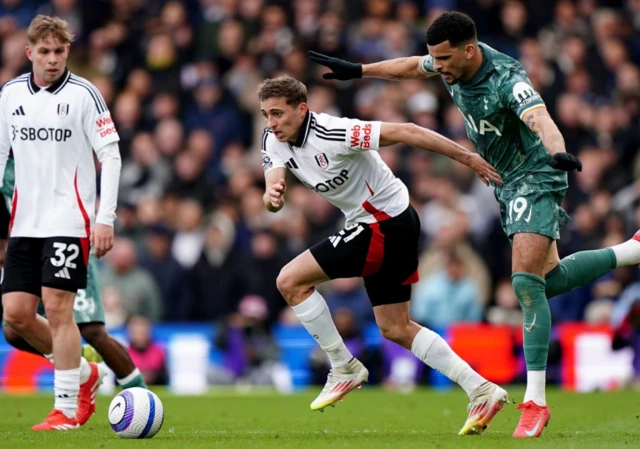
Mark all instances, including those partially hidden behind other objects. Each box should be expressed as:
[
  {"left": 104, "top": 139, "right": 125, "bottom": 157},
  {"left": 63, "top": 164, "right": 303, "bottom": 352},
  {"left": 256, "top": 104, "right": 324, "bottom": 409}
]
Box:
[
  {"left": 262, "top": 153, "right": 273, "bottom": 172},
  {"left": 512, "top": 81, "right": 540, "bottom": 107},
  {"left": 349, "top": 123, "right": 373, "bottom": 150},
  {"left": 95, "top": 115, "right": 116, "bottom": 138}
]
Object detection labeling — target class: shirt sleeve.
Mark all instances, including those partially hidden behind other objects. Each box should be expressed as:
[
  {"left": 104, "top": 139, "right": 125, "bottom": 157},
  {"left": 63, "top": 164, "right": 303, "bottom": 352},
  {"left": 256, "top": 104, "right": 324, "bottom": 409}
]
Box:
[
  {"left": 261, "top": 128, "right": 286, "bottom": 173},
  {"left": 94, "top": 141, "right": 121, "bottom": 226},
  {"left": 419, "top": 54, "right": 438, "bottom": 74},
  {"left": 81, "top": 82, "right": 120, "bottom": 151},
  {"left": 342, "top": 117, "right": 382, "bottom": 152},
  {"left": 499, "top": 67, "right": 546, "bottom": 119}
]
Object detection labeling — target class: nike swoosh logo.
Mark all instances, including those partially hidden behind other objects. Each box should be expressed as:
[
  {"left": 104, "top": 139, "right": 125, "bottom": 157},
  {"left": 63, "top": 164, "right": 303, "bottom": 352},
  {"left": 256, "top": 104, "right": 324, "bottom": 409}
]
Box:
[
  {"left": 525, "top": 314, "right": 536, "bottom": 332},
  {"left": 523, "top": 207, "right": 533, "bottom": 223},
  {"left": 525, "top": 418, "right": 543, "bottom": 436},
  {"left": 110, "top": 402, "right": 122, "bottom": 413}
]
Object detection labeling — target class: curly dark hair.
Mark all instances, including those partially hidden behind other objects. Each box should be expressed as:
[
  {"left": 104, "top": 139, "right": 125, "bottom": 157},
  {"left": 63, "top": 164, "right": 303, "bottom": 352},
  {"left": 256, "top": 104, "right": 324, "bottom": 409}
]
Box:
[{"left": 426, "top": 11, "right": 477, "bottom": 47}]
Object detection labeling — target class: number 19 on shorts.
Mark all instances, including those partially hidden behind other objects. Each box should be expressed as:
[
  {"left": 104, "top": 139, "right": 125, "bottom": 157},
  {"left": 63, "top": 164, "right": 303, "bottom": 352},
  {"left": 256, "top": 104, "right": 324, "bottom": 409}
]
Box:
[{"left": 507, "top": 197, "right": 532, "bottom": 224}]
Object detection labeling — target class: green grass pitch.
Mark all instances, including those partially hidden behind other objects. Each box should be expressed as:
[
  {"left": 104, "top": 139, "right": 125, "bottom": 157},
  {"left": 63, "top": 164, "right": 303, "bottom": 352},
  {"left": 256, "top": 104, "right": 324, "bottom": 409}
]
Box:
[{"left": 0, "top": 387, "right": 638, "bottom": 448}]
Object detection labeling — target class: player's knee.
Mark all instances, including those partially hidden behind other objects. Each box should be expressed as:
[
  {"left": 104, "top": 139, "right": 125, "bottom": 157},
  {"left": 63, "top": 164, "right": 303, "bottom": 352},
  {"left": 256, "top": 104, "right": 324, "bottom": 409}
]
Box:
[
  {"left": 80, "top": 324, "right": 108, "bottom": 348},
  {"left": 276, "top": 263, "right": 300, "bottom": 302},
  {"left": 3, "top": 305, "right": 34, "bottom": 332},
  {"left": 511, "top": 274, "right": 526, "bottom": 298},
  {"left": 42, "top": 298, "right": 74, "bottom": 325},
  {"left": 512, "top": 272, "right": 545, "bottom": 308}
]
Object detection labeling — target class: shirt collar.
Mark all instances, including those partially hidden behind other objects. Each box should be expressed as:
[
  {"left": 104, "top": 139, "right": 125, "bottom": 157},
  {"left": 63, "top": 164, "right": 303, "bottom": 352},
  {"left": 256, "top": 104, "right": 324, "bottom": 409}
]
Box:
[
  {"left": 289, "top": 109, "right": 312, "bottom": 148},
  {"left": 28, "top": 68, "right": 70, "bottom": 95}
]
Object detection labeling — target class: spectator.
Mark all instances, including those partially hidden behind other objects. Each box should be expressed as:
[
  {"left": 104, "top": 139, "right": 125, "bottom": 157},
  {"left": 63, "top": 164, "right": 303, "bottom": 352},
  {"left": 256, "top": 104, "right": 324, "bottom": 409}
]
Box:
[
  {"left": 139, "top": 224, "right": 189, "bottom": 322},
  {"left": 411, "top": 247, "right": 484, "bottom": 329},
  {"left": 101, "top": 238, "right": 163, "bottom": 321},
  {"left": 127, "top": 315, "right": 168, "bottom": 385}
]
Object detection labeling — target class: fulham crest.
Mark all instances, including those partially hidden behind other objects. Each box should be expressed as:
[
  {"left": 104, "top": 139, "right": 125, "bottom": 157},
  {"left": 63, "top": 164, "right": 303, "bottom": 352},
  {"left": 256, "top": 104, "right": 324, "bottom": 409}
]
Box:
[
  {"left": 315, "top": 153, "right": 329, "bottom": 169},
  {"left": 57, "top": 103, "right": 69, "bottom": 117}
]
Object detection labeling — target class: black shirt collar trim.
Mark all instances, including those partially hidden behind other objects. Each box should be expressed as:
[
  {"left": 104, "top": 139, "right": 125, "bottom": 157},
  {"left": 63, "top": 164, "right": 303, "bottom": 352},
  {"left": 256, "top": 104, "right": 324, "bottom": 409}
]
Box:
[
  {"left": 289, "top": 109, "right": 312, "bottom": 148},
  {"left": 28, "top": 69, "right": 70, "bottom": 94}
]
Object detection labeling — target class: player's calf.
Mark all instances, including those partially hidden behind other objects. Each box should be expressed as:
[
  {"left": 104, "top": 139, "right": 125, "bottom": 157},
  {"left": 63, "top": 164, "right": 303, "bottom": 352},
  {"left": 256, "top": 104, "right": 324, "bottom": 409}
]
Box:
[
  {"left": 2, "top": 325, "right": 42, "bottom": 355},
  {"left": 42, "top": 287, "right": 83, "bottom": 420},
  {"left": 377, "top": 321, "right": 418, "bottom": 349}
]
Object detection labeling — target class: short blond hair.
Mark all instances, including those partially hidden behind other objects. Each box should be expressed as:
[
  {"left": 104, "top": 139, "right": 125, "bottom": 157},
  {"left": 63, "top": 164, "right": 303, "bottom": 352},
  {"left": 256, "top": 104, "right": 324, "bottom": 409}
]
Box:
[{"left": 26, "top": 15, "right": 74, "bottom": 45}]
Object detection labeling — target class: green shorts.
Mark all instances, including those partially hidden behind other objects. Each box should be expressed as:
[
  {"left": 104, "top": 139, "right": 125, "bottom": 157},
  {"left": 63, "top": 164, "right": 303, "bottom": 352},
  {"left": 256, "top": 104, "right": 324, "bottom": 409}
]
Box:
[
  {"left": 495, "top": 166, "right": 570, "bottom": 241},
  {"left": 2, "top": 252, "right": 105, "bottom": 326}
]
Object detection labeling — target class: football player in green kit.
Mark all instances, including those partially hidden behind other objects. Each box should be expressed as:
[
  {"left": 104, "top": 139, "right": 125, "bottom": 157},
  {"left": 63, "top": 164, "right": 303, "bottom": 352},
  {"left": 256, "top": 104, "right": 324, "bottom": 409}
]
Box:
[
  {"left": 0, "top": 157, "right": 147, "bottom": 401},
  {"left": 309, "top": 11, "right": 640, "bottom": 438}
]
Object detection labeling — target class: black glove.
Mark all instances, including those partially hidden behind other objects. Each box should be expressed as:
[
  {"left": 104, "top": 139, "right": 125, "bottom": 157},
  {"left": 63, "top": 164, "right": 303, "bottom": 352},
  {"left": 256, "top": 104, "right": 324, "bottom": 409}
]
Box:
[
  {"left": 308, "top": 51, "right": 362, "bottom": 80},
  {"left": 549, "top": 153, "right": 582, "bottom": 172}
]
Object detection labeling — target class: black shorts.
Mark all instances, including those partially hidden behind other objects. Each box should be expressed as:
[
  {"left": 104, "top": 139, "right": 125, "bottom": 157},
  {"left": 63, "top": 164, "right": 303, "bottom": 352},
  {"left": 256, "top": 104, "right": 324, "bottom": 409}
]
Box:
[
  {"left": 3, "top": 237, "right": 89, "bottom": 295},
  {"left": 310, "top": 205, "right": 421, "bottom": 307}
]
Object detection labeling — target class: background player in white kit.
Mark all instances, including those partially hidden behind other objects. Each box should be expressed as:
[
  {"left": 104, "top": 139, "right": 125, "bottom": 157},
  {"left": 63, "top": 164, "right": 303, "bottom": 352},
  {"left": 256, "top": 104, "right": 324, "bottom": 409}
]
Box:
[
  {"left": 0, "top": 16, "right": 121, "bottom": 430},
  {"left": 259, "top": 75, "right": 507, "bottom": 435}
]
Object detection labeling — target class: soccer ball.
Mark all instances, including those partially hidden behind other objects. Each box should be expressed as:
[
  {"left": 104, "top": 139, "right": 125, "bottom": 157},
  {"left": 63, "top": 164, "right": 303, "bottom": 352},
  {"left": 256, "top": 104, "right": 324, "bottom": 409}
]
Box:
[{"left": 108, "top": 387, "right": 164, "bottom": 438}]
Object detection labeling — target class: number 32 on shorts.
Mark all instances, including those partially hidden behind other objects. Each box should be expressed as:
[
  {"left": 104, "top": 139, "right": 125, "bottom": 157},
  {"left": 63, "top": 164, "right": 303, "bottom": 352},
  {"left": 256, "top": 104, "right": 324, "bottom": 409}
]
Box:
[
  {"left": 50, "top": 242, "right": 80, "bottom": 269},
  {"left": 507, "top": 197, "right": 532, "bottom": 224}
]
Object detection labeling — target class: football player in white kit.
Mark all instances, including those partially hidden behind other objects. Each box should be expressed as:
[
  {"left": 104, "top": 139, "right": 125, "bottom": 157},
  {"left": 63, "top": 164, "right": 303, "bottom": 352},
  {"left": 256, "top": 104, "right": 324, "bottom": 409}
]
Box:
[
  {"left": 0, "top": 16, "right": 121, "bottom": 430},
  {"left": 259, "top": 75, "right": 508, "bottom": 435}
]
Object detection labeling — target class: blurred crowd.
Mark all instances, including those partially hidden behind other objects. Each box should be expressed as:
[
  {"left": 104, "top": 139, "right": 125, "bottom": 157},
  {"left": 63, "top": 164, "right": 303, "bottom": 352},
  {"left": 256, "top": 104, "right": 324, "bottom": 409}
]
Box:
[{"left": 2, "top": 0, "right": 640, "bottom": 386}]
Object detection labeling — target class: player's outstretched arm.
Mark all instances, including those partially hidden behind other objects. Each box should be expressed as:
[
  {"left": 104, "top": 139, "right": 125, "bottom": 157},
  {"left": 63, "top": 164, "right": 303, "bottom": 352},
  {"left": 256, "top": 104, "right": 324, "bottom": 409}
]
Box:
[
  {"left": 522, "top": 106, "right": 582, "bottom": 172},
  {"left": 379, "top": 122, "right": 503, "bottom": 185},
  {"left": 263, "top": 167, "right": 286, "bottom": 213},
  {"left": 309, "top": 51, "right": 433, "bottom": 80}
]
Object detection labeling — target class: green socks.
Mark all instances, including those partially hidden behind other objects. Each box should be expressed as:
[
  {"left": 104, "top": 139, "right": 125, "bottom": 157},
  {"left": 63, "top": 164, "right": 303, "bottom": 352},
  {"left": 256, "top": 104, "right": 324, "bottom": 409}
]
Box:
[
  {"left": 512, "top": 248, "right": 617, "bottom": 404},
  {"left": 117, "top": 368, "right": 148, "bottom": 389},
  {"left": 545, "top": 248, "right": 616, "bottom": 299},
  {"left": 513, "top": 272, "right": 551, "bottom": 371}
]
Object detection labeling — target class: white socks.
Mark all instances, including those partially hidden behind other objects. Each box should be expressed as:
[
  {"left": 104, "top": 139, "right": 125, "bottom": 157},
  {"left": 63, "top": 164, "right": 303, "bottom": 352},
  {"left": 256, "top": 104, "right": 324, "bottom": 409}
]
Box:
[
  {"left": 411, "top": 327, "right": 486, "bottom": 396},
  {"left": 523, "top": 370, "right": 546, "bottom": 406},
  {"left": 54, "top": 368, "right": 80, "bottom": 418},
  {"left": 292, "top": 290, "right": 353, "bottom": 369},
  {"left": 611, "top": 238, "right": 640, "bottom": 267},
  {"left": 46, "top": 353, "right": 92, "bottom": 385},
  {"left": 79, "top": 357, "right": 92, "bottom": 384}
]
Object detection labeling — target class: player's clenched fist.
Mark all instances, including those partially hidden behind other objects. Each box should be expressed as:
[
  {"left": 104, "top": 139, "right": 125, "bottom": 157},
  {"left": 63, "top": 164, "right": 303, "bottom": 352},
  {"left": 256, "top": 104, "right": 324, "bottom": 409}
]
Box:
[{"left": 267, "top": 179, "right": 286, "bottom": 210}]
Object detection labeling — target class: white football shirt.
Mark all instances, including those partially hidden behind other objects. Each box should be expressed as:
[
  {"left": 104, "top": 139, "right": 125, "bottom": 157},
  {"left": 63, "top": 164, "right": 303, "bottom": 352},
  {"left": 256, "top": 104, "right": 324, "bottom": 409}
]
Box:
[
  {"left": 262, "top": 111, "right": 409, "bottom": 226},
  {"left": 0, "top": 70, "right": 120, "bottom": 238}
]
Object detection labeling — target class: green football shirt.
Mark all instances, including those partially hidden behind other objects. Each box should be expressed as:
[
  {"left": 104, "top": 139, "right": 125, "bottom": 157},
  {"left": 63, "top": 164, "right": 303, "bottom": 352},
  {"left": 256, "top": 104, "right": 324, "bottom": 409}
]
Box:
[{"left": 421, "top": 43, "right": 550, "bottom": 184}]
